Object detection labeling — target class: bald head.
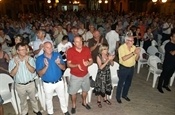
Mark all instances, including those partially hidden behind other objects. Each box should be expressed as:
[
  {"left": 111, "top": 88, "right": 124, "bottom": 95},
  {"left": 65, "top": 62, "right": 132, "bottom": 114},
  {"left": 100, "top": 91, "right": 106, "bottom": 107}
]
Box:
[{"left": 43, "top": 41, "right": 53, "bottom": 55}]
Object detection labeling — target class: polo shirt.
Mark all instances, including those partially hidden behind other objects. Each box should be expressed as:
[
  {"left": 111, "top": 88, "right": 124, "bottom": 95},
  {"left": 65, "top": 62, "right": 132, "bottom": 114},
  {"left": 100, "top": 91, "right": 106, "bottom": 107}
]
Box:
[
  {"left": 118, "top": 43, "right": 136, "bottom": 67},
  {"left": 36, "top": 52, "right": 64, "bottom": 82},
  {"left": 67, "top": 46, "right": 92, "bottom": 77}
]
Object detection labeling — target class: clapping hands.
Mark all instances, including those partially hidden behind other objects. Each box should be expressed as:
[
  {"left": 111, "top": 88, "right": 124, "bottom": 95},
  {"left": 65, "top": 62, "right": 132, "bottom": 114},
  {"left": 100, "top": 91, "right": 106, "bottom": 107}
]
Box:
[
  {"left": 55, "top": 56, "right": 61, "bottom": 65},
  {"left": 44, "top": 58, "right": 49, "bottom": 67}
]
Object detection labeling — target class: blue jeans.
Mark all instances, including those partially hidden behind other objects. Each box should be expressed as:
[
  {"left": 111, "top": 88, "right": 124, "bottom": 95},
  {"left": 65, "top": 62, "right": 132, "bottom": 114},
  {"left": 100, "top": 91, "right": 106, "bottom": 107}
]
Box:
[{"left": 116, "top": 65, "right": 134, "bottom": 100}]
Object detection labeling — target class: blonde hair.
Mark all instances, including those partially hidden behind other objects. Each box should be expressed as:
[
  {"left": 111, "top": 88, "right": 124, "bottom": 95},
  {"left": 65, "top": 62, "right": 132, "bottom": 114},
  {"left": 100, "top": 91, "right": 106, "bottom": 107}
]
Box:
[{"left": 98, "top": 43, "right": 108, "bottom": 54}]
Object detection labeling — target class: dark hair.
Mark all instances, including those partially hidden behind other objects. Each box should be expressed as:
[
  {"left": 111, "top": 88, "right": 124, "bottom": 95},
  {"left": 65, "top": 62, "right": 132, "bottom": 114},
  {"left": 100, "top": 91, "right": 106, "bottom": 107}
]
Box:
[
  {"left": 0, "top": 43, "right": 2, "bottom": 49},
  {"left": 62, "top": 35, "right": 69, "bottom": 41},
  {"left": 14, "top": 34, "right": 24, "bottom": 42},
  {"left": 111, "top": 24, "right": 116, "bottom": 30},
  {"left": 15, "top": 43, "right": 27, "bottom": 50}
]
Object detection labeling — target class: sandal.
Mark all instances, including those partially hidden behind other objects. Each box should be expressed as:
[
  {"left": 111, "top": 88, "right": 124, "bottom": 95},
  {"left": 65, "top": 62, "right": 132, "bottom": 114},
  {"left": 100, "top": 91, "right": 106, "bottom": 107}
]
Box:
[
  {"left": 104, "top": 100, "right": 111, "bottom": 105},
  {"left": 97, "top": 101, "right": 102, "bottom": 108}
]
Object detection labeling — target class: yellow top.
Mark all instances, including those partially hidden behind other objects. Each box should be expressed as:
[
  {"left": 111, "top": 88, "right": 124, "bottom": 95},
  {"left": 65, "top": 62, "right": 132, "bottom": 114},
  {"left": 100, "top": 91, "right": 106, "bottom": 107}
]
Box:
[{"left": 118, "top": 43, "right": 136, "bottom": 67}]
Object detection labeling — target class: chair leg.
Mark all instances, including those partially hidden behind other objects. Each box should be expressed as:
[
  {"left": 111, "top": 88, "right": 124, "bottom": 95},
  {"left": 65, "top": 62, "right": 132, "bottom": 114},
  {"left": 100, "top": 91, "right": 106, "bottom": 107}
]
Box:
[
  {"left": 147, "top": 71, "right": 151, "bottom": 81},
  {"left": 152, "top": 74, "right": 159, "bottom": 88},
  {"left": 170, "top": 73, "right": 175, "bottom": 86},
  {"left": 137, "top": 63, "right": 141, "bottom": 74}
]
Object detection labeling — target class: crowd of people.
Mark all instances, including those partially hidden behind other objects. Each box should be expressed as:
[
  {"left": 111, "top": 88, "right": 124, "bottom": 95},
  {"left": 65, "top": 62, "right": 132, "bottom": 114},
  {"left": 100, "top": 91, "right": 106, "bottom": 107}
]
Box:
[{"left": 0, "top": 10, "right": 175, "bottom": 115}]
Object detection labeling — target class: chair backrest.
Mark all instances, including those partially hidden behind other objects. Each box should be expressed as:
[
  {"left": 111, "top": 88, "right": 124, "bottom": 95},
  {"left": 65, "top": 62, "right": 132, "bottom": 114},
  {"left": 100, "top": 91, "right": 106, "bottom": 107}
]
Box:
[
  {"left": 147, "top": 56, "right": 162, "bottom": 70},
  {"left": 147, "top": 46, "right": 159, "bottom": 55},
  {"left": 139, "top": 47, "right": 148, "bottom": 60},
  {"left": 110, "top": 61, "right": 119, "bottom": 77},
  {"left": 151, "top": 40, "right": 158, "bottom": 46},
  {"left": 88, "top": 63, "right": 98, "bottom": 81},
  {"left": 162, "top": 40, "right": 169, "bottom": 46},
  {"left": 0, "top": 74, "right": 14, "bottom": 94},
  {"left": 158, "top": 45, "right": 165, "bottom": 54},
  {"left": 63, "top": 68, "right": 71, "bottom": 79}
]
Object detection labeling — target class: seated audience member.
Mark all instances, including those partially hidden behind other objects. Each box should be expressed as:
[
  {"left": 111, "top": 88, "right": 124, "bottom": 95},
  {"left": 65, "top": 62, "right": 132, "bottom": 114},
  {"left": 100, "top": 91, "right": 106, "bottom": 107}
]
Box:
[
  {"left": 0, "top": 28, "right": 12, "bottom": 53},
  {"left": 57, "top": 35, "right": 72, "bottom": 62},
  {"left": 0, "top": 43, "right": 10, "bottom": 74},
  {"left": 11, "top": 34, "right": 23, "bottom": 57}
]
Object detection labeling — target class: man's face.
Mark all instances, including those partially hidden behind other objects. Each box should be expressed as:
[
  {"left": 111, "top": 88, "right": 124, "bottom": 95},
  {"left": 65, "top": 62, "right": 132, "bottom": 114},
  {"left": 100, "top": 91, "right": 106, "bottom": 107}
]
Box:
[
  {"left": 37, "top": 31, "right": 44, "bottom": 39},
  {"left": 93, "top": 31, "right": 100, "bottom": 39},
  {"left": 43, "top": 42, "right": 53, "bottom": 55},
  {"left": 126, "top": 37, "right": 134, "bottom": 47},
  {"left": 73, "top": 37, "right": 82, "bottom": 50},
  {"left": 17, "top": 46, "right": 28, "bottom": 57},
  {"left": 171, "top": 34, "right": 175, "bottom": 43}
]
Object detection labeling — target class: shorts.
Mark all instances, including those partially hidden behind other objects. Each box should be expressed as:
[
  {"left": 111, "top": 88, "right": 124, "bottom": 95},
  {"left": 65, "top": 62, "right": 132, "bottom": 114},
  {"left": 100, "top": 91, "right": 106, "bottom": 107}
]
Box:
[{"left": 68, "top": 73, "right": 90, "bottom": 95}]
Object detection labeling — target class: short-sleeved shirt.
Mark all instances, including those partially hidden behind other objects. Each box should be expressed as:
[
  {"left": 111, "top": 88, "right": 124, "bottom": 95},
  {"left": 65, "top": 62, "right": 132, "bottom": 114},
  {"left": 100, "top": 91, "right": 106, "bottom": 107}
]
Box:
[
  {"left": 67, "top": 46, "right": 92, "bottom": 77},
  {"left": 36, "top": 52, "right": 64, "bottom": 82},
  {"left": 118, "top": 43, "right": 136, "bottom": 67},
  {"left": 8, "top": 56, "right": 36, "bottom": 83},
  {"left": 33, "top": 38, "right": 52, "bottom": 57}
]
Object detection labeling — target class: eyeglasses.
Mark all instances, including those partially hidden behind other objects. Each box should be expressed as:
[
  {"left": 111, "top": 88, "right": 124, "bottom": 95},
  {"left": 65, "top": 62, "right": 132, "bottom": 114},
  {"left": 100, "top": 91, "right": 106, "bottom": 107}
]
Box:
[{"left": 127, "top": 39, "right": 134, "bottom": 42}]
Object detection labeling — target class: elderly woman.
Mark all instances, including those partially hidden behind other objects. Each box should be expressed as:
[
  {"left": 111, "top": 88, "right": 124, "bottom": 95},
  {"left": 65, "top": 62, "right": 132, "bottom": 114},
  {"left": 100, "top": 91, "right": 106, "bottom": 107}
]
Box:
[{"left": 0, "top": 43, "right": 10, "bottom": 74}]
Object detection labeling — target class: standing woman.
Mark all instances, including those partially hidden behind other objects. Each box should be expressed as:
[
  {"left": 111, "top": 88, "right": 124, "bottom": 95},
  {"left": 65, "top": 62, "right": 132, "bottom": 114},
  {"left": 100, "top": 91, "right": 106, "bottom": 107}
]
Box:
[
  {"left": 143, "top": 27, "right": 154, "bottom": 51},
  {"left": 94, "top": 43, "right": 115, "bottom": 108}
]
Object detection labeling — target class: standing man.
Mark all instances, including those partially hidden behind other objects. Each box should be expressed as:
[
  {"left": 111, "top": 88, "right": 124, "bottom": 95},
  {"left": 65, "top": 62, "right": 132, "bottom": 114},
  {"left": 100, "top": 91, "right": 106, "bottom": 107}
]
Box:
[
  {"left": 9, "top": 43, "right": 42, "bottom": 115},
  {"left": 67, "top": 36, "right": 93, "bottom": 114},
  {"left": 36, "top": 42, "right": 70, "bottom": 115},
  {"left": 116, "top": 35, "right": 140, "bottom": 103},
  {"left": 157, "top": 31, "right": 175, "bottom": 93},
  {"left": 88, "top": 30, "right": 108, "bottom": 63},
  {"left": 105, "top": 24, "right": 120, "bottom": 55},
  {"left": 33, "top": 29, "right": 52, "bottom": 57}
]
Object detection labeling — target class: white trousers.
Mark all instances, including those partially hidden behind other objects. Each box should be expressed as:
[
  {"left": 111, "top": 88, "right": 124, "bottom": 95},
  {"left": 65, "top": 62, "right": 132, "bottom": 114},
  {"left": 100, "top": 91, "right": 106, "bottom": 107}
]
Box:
[{"left": 43, "top": 80, "right": 68, "bottom": 114}]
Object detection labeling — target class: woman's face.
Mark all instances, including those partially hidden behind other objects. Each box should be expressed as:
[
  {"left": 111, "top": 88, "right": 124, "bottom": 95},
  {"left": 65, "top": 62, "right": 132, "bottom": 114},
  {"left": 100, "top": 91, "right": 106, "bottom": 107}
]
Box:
[
  {"left": 15, "top": 38, "right": 22, "bottom": 44},
  {"left": 101, "top": 47, "right": 108, "bottom": 55},
  {"left": 62, "top": 39, "right": 68, "bottom": 45}
]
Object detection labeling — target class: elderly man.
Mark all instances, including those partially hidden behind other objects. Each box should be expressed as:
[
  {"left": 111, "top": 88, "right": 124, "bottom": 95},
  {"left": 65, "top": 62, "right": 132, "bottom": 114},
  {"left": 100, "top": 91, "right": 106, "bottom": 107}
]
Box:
[
  {"left": 9, "top": 43, "right": 42, "bottom": 115},
  {"left": 67, "top": 35, "right": 93, "bottom": 114},
  {"left": 36, "top": 42, "right": 70, "bottom": 115},
  {"left": 116, "top": 35, "right": 140, "bottom": 104}
]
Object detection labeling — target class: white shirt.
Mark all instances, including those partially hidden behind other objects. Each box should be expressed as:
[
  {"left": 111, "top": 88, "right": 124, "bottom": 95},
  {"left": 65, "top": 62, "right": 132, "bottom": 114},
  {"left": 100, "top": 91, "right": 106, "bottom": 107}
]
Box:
[
  {"left": 162, "top": 22, "right": 173, "bottom": 34},
  {"left": 78, "top": 29, "right": 86, "bottom": 41},
  {"left": 85, "top": 31, "right": 93, "bottom": 41},
  {"left": 57, "top": 42, "right": 72, "bottom": 52},
  {"left": 0, "top": 34, "right": 11, "bottom": 53},
  {"left": 33, "top": 38, "right": 53, "bottom": 57},
  {"left": 105, "top": 30, "right": 120, "bottom": 54}
]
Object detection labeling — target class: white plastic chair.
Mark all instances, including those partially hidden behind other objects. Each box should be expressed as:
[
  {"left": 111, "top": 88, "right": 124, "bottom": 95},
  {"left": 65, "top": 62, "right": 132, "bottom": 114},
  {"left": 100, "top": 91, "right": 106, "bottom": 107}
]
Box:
[
  {"left": 137, "top": 47, "right": 148, "bottom": 74},
  {"left": 108, "top": 61, "right": 119, "bottom": 99},
  {"left": 162, "top": 40, "right": 169, "bottom": 46},
  {"left": 0, "top": 73, "right": 19, "bottom": 114},
  {"left": 15, "top": 76, "right": 44, "bottom": 114},
  {"left": 147, "top": 56, "right": 162, "bottom": 88},
  {"left": 87, "top": 63, "right": 98, "bottom": 103},
  {"left": 147, "top": 46, "right": 163, "bottom": 61},
  {"left": 151, "top": 40, "right": 158, "bottom": 47},
  {"left": 170, "top": 72, "right": 175, "bottom": 87}
]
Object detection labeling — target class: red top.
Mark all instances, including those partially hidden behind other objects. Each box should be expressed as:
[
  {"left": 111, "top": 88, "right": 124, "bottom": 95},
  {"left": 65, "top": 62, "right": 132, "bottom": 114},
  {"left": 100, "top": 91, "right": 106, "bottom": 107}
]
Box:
[{"left": 67, "top": 46, "right": 92, "bottom": 77}]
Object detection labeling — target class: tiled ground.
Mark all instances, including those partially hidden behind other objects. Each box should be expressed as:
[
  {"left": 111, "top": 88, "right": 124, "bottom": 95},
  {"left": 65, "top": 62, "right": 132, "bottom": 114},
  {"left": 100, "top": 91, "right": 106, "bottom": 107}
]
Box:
[{"left": 3, "top": 65, "right": 175, "bottom": 115}]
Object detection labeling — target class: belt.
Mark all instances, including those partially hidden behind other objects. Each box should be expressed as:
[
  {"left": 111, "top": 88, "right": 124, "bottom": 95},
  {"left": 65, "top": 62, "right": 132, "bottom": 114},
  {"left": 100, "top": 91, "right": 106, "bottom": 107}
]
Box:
[
  {"left": 43, "top": 78, "right": 62, "bottom": 84},
  {"left": 119, "top": 64, "right": 134, "bottom": 69},
  {"left": 18, "top": 80, "right": 34, "bottom": 85}
]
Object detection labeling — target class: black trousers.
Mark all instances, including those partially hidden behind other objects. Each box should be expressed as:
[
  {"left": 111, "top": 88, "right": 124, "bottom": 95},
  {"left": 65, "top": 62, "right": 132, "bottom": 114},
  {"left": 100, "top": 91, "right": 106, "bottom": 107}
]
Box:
[{"left": 157, "top": 65, "right": 175, "bottom": 88}]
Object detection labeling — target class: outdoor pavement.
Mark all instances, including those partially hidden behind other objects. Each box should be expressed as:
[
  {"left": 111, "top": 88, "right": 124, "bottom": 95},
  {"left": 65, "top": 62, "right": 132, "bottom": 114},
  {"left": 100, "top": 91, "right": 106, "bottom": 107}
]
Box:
[{"left": 3, "top": 65, "right": 175, "bottom": 115}]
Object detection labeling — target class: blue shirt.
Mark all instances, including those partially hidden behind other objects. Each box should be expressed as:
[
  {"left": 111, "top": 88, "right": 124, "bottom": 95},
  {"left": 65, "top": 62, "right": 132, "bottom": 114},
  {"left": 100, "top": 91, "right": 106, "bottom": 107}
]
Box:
[{"left": 36, "top": 52, "right": 65, "bottom": 82}]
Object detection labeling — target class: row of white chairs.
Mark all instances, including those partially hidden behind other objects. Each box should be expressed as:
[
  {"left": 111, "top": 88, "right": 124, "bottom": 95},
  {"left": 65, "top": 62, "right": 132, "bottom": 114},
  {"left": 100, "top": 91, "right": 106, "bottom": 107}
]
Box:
[{"left": 0, "top": 62, "right": 119, "bottom": 114}]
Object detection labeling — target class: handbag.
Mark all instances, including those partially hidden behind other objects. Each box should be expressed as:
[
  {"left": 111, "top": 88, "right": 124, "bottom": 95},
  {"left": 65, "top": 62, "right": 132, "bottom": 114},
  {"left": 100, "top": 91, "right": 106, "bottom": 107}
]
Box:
[
  {"left": 0, "top": 95, "right": 4, "bottom": 104},
  {"left": 89, "top": 76, "right": 95, "bottom": 88}
]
